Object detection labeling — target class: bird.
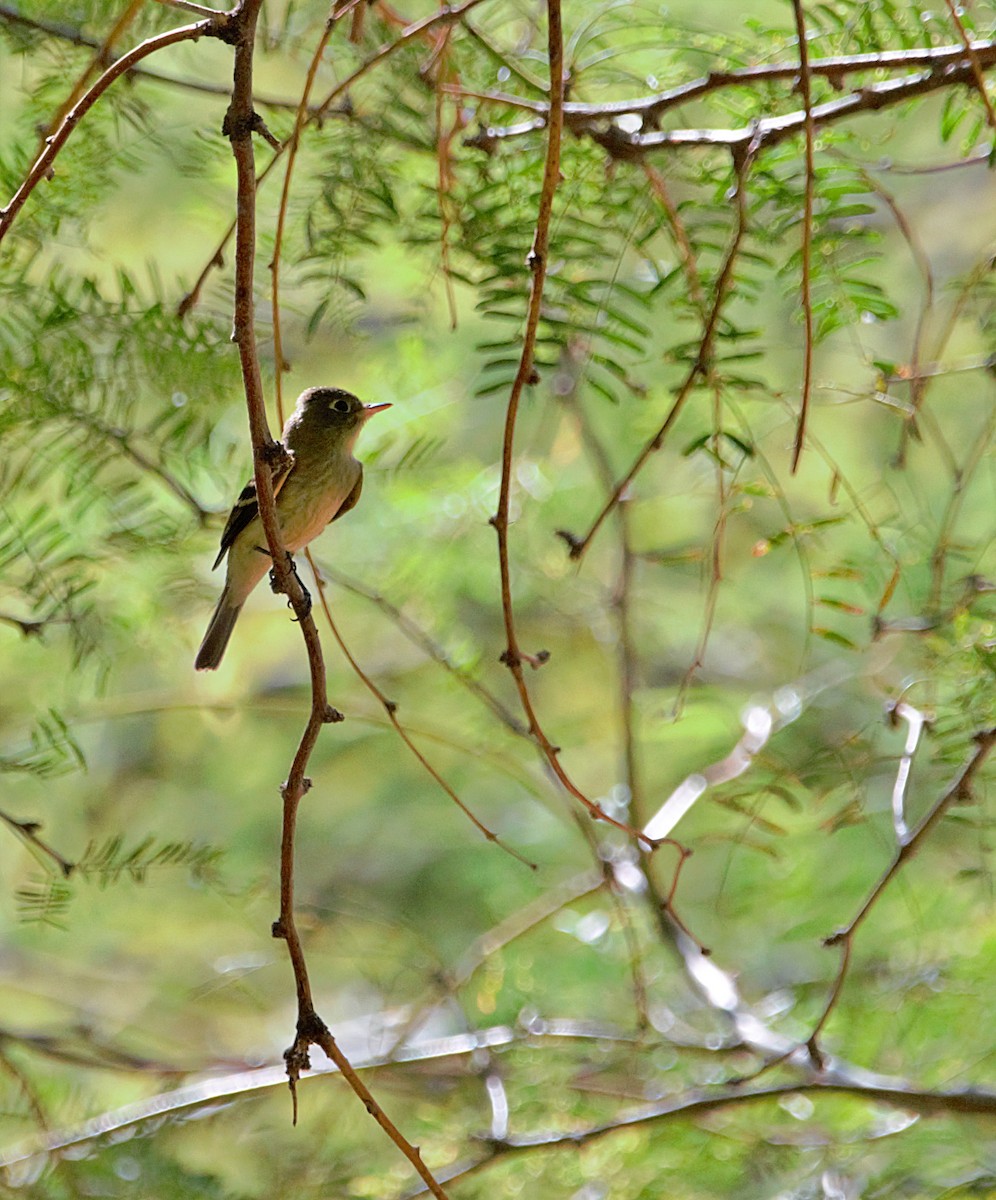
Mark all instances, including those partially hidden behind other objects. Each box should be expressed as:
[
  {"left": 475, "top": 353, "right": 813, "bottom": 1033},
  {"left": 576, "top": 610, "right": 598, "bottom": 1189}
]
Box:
[{"left": 195, "top": 386, "right": 390, "bottom": 671}]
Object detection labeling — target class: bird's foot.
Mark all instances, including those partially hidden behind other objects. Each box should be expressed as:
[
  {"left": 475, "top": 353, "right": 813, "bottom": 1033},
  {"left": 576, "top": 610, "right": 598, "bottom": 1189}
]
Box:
[{"left": 269, "top": 553, "right": 312, "bottom": 620}]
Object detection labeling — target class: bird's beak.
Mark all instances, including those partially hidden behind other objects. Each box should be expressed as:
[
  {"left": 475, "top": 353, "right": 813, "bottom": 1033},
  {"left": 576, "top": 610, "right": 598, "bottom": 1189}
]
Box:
[{"left": 363, "top": 402, "right": 392, "bottom": 418}]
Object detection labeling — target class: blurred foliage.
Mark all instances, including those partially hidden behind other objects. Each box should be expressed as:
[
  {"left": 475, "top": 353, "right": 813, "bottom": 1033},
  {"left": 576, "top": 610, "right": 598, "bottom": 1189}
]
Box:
[{"left": 0, "top": 0, "right": 994, "bottom": 1196}]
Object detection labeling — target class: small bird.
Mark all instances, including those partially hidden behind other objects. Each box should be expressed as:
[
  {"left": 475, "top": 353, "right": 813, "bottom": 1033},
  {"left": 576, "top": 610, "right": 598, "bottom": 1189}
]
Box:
[{"left": 195, "top": 386, "right": 390, "bottom": 671}]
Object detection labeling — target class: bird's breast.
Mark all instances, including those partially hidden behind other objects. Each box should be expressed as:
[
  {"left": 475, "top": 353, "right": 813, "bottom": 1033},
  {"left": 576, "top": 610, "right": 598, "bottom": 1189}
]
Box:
[{"left": 276, "top": 455, "right": 360, "bottom": 551}]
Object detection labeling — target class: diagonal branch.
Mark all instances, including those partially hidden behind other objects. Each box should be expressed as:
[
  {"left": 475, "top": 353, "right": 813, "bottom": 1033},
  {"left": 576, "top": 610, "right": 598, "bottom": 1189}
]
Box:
[
  {"left": 0, "top": 13, "right": 229, "bottom": 245},
  {"left": 806, "top": 726, "right": 996, "bottom": 1059},
  {"left": 562, "top": 149, "right": 754, "bottom": 562}
]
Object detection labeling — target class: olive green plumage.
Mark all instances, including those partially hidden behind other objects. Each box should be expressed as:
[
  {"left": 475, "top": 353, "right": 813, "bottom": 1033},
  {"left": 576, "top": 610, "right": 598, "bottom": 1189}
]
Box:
[{"left": 195, "top": 387, "right": 389, "bottom": 671}]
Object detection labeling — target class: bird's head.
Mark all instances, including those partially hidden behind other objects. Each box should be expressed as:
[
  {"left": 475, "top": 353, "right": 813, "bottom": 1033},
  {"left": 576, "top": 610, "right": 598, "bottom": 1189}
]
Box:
[
  {"left": 292, "top": 388, "right": 392, "bottom": 454},
  {"left": 297, "top": 387, "right": 391, "bottom": 430}
]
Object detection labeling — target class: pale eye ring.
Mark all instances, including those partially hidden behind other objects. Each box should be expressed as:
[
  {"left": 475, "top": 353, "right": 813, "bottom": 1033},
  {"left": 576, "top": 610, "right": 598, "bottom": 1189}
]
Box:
[{"left": 332, "top": 397, "right": 351, "bottom": 413}]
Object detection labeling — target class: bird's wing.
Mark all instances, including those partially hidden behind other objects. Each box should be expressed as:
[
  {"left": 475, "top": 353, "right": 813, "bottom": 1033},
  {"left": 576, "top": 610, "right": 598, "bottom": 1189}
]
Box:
[
  {"left": 211, "top": 458, "right": 294, "bottom": 570},
  {"left": 329, "top": 466, "right": 363, "bottom": 524}
]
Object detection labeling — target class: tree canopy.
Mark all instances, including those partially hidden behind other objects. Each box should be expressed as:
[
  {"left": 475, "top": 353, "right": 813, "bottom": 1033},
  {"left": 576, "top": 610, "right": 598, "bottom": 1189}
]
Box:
[{"left": 1, "top": 1, "right": 994, "bottom": 1196}]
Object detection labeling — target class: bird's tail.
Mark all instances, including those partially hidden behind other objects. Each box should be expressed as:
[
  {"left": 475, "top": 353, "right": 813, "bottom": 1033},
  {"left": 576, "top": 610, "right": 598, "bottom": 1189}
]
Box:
[{"left": 195, "top": 589, "right": 243, "bottom": 671}]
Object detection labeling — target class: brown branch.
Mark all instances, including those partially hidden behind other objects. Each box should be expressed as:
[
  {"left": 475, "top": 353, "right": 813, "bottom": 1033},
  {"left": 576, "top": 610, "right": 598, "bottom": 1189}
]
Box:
[
  {"left": 640, "top": 161, "right": 705, "bottom": 312},
  {"left": 0, "top": 807, "right": 75, "bottom": 878},
  {"left": 305, "top": 551, "right": 537, "bottom": 869},
  {"left": 178, "top": 0, "right": 490, "bottom": 317},
  {"left": 472, "top": 40, "right": 996, "bottom": 123},
  {"left": 943, "top": 0, "right": 996, "bottom": 128},
  {"left": 807, "top": 727, "right": 996, "bottom": 1057},
  {"left": 40, "top": 0, "right": 145, "bottom": 140},
  {"left": 224, "top": 12, "right": 449, "bottom": 1193},
  {"left": 0, "top": 2, "right": 308, "bottom": 109},
  {"left": 0, "top": 13, "right": 228, "bottom": 245},
  {"left": 465, "top": 42, "right": 996, "bottom": 159},
  {"left": 489, "top": 0, "right": 644, "bottom": 845},
  {"left": 270, "top": 5, "right": 342, "bottom": 426},
  {"left": 319, "top": 566, "right": 529, "bottom": 737},
  {"left": 434, "top": 32, "right": 462, "bottom": 331},
  {"left": 564, "top": 151, "right": 754, "bottom": 562},
  {"left": 420, "top": 1072, "right": 996, "bottom": 1193},
  {"left": 789, "top": 1, "right": 815, "bottom": 475}
]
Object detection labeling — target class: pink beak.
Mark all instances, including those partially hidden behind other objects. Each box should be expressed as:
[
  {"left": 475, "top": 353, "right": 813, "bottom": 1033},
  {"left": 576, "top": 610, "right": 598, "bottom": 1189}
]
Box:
[{"left": 363, "top": 402, "right": 392, "bottom": 417}]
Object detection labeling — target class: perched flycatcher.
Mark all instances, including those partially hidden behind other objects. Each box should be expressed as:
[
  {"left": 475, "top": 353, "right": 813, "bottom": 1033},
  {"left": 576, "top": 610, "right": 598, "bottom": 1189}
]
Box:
[{"left": 195, "top": 386, "right": 390, "bottom": 671}]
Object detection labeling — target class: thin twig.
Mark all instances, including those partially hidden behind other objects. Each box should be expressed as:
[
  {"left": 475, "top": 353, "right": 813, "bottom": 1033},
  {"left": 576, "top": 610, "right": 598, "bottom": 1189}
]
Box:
[
  {"left": 305, "top": 551, "right": 537, "bottom": 869},
  {"left": 319, "top": 566, "right": 529, "bottom": 736},
  {"left": 0, "top": 14, "right": 226, "bottom": 245},
  {"left": 807, "top": 727, "right": 996, "bottom": 1056},
  {"left": 0, "top": 807, "right": 75, "bottom": 877},
  {"left": 789, "top": 0, "right": 815, "bottom": 474},
  {"left": 942, "top": 0, "right": 996, "bottom": 128},
  {"left": 40, "top": 0, "right": 145, "bottom": 141},
  {"left": 270, "top": 4, "right": 342, "bottom": 426},
  {"left": 490, "top": 0, "right": 644, "bottom": 844},
  {"left": 465, "top": 43, "right": 996, "bottom": 158},
  {"left": 640, "top": 161, "right": 705, "bottom": 312},
  {"left": 564, "top": 151, "right": 754, "bottom": 562}
]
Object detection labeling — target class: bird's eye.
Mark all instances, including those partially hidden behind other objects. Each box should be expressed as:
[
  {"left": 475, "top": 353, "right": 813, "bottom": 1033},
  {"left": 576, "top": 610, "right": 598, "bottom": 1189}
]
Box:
[{"left": 332, "top": 397, "right": 351, "bottom": 413}]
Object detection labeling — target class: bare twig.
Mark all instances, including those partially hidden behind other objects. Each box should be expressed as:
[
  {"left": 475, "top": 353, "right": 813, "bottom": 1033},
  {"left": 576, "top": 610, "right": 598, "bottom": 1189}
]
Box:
[
  {"left": 564, "top": 150, "right": 754, "bottom": 562},
  {"left": 942, "top": 0, "right": 996, "bottom": 128},
  {"left": 489, "top": 0, "right": 645, "bottom": 844},
  {"left": 0, "top": 13, "right": 228, "bottom": 244},
  {"left": 319, "top": 566, "right": 529, "bottom": 736},
  {"left": 222, "top": 7, "right": 448, "bottom": 1194},
  {"left": 465, "top": 42, "right": 996, "bottom": 158},
  {"left": 270, "top": 5, "right": 342, "bottom": 425},
  {"left": 789, "top": 0, "right": 815, "bottom": 475},
  {"left": 305, "top": 550, "right": 537, "bottom": 869},
  {"left": 0, "top": 807, "right": 75, "bottom": 877},
  {"left": 807, "top": 727, "right": 996, "bottom": 1058}
]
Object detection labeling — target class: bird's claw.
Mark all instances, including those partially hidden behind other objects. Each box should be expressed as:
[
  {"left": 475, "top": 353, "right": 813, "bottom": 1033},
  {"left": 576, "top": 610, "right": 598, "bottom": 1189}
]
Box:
[{"left": 269, "top": 554, "right": 312, "bottom": 620}]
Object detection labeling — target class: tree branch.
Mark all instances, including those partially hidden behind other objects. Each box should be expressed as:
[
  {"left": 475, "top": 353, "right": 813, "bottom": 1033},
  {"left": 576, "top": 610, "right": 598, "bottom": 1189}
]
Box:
[
  {"left": 0, "top": 13, "right": 229, "bottom": 245},
  {"left": 562, "top": 149, "right": 754, "bottom": 561},
  {"left": 807, "top": 726, "right": 996, "bottom": 1059},
  {"left": 465, "top": 41, "right": 996, "bottom": 158}
]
